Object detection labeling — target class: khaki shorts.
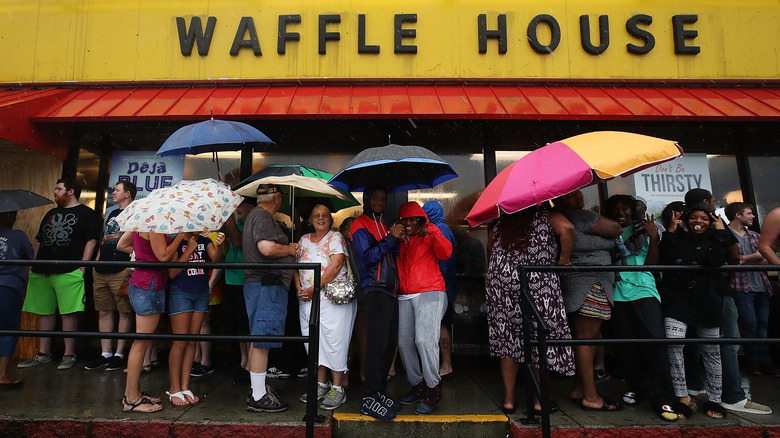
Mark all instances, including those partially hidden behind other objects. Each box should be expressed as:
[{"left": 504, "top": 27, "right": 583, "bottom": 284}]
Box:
[{"left": 92, "top": 269, "right": 134, "bottom": 313}]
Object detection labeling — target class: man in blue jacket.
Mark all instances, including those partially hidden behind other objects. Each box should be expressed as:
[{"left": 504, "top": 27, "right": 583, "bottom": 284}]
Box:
[{"left": 350, "top": 186, "right": 404, "bottom": 420}]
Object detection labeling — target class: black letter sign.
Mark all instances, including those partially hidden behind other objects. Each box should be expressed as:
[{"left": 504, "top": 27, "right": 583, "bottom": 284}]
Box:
[
  {"left": 278, "top": 15, "right": 301, "bottom": 55},
  {"left": 626, "top": 14, "right": 655, "bottom": 55},
  {"left": 527, "top": 14, "right": 561, "bottom": 54},
  {"left": 394, "top": 14, "right": 417, "bottom": 54},
  {"left": 478, "top": 14, "right": 507, "bottom": 54},
  {"left": 176, "top": 16, "right": 217, "bottom": 56},
  {"left": 672, "top": 14, "right": 700, "bottom": 54},
  {"left": 319, "top": 15, "right": 341, "bottom": 55},
  {"left": 230, "top": 17, "right": 262, "bottom": 56},
  {"left": 579, "top": 15, "right": 609, "bottom": 55},
  {"left": 358, "top": 14, "right": 380, "bottom": 54}
]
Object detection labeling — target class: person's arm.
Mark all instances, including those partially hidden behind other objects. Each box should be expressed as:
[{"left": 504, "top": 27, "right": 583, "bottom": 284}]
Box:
[
  {"left": 590, "top": 215, "right": 622, "bottom": 239},
  {"left": 223, "top": 215, "right": 243, "bottom": 248},
  {"left": 117, "top": 231, "right": 133, "bottom": 254},
  {"left": 206, "top": 233, "right": 225, "bottom": 262},
  {"left": 257, "top": 239, "right": 299, "bottom": 258},
  {"left": 150, "top": 232, "right": 186, "bottom": 262},
  {"left": 79, "top": 239, "right": 97, "bottom": 273},
  {"left": 425, "top": 224, "right": 453, "bottom": 261},
  {"left": 548, "top": 212, "right": 574, "bottom": 266},
  {"left": 168, "top": 234, "right": 198, "bottom": 278},
  {"left": 351, "top": 227, "right": 400, "bottom": 265},
  {"left": 759, "top": 209, "right": 780, "bottom": 265},
  {"left": 641, "top": 214, "right": 660, "bottom": 265}
]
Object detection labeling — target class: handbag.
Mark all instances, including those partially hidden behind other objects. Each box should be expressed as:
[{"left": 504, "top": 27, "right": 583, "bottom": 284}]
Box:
[
  {"left": 323, "top": 256, "right": 356, "bottom": 305},
  {"left": 117, "top": 280, "right": 129, "bottom": 298}
]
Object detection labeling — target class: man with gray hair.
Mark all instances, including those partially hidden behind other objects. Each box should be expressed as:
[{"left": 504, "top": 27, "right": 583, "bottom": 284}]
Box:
[{"left": 243, "top": 184, "right": 300, "bottom": 413}]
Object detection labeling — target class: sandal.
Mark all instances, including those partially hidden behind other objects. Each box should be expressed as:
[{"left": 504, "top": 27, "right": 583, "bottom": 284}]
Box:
[
  {"left": 705, "top": 401, "right": 727, "bottom": 419},
  {"left": 672, "top": 400, "right": 697, "bottom": 418},
  {"left": 580, "top": 398, "right": 623, "bottom": 412},
  {"left": 140, "top": 392, "right": 161, "bottom": 404},
  {"left": 181, "top": 389, "right": 200, "bottom": 405},
  {"left": 167, "top": 391, "right": 190, "bottom": 407},
  {"left": 655, "top": 404, "right": 679, "bottom": 422},
  {"left": 533, "top": 400, "right": 560, "bottom": 415},
  {"left": 122, "top": 396, "right": 162, "bottom": 413},
  {"left": 622, "top": 391, "right": 643, "bottom": 406}
]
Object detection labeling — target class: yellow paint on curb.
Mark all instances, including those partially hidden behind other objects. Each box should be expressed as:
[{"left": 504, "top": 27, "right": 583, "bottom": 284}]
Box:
[{"left": 332, "top": 413, "right": 509, "bottom": 423}]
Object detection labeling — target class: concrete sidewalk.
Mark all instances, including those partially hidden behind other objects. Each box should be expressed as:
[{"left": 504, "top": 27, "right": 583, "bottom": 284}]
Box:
[{"left": 1, "top": 355, "right": 779, "bottom": 437}]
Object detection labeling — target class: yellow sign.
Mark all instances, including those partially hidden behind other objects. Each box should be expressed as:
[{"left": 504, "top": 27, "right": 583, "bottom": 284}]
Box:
[{"left": 0, "top": 0, "right": 777, "bottom": 83}]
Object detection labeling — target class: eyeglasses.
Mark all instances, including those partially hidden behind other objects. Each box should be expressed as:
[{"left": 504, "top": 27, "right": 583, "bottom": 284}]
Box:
[{"left": 312, "top": 213, "right": 330, "bottom": 219}]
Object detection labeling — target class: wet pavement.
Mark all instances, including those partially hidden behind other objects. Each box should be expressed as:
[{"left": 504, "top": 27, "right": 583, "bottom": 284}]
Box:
[{"left": 2, "top": 354, "right": 780, "bottom": 437}]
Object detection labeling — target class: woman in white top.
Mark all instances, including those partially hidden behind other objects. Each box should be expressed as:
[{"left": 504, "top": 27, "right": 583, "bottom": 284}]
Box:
[{"left": 294, "top": 204, "right": 357, "bottom": 411}]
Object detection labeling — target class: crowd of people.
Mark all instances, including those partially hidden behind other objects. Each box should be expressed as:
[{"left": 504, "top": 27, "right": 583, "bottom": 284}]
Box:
[
  {"left": 2, "top": 178, "right": 780, "bottom": 423},
  {"left": 490, "top": 187, "right": 780, "bottom": 422}
]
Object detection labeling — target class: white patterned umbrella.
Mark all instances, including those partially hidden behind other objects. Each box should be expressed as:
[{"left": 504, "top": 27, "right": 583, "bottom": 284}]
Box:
[{"left": 115, "top": 178, "right": 241, "bottom": 233}]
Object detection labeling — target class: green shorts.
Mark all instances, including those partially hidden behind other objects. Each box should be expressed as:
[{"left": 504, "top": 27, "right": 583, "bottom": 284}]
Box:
[{"left": 23, "top": 270, "right": 86, "bottom": 315}]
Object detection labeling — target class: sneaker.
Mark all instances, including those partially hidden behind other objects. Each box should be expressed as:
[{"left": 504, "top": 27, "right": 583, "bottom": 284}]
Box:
[
  {"left": 720, "top": 398, "right": 773, "bottom": 415},
  {"left": 191, "top": 363, "right": 214, "bottom": 377},
  {"left": 376, "top": 391, "right": 402, "bottom": 412},
  {"left": 297, "top": 367, "right": 308, "bottom": 378},
  {"left": 320, "top": 387, "right": 347, "bottom": 410},
  {"left": 106, "top": 356, "right": 124, "bottom": 371},
  {"left": 17, "top": 353, "right": 52, "bottom": 368},
  {"left": 247, "top": 385, "right": 288, "bottom": 413},
  {"left": 361, "top": 394, "right": 396, "bottom": 420},
  {"left": 594, "top": 367, "right": 610, "bottom": 382},
  {"left": 266, "top": 367, "right": 292, "bottom": 379},
  {"left": 400, "top": 382, "right": 426, "bottom": 405},
  {"left": 84, "top": 356, "right": 110, "bottom": 370},
  {"left": 414, "top": 384, "right": 442, "bottom": 414},
  {"left": 57, "top": 355, "right": 77, "bottom": 370},
  {"left": 299, "top": 383, "right": 330, "bottom": 403}
]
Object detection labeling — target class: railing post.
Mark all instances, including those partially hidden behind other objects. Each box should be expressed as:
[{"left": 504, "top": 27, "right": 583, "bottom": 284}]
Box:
[
  {"left": 305, "top": 267, "right": 321, "bottom": 438},
  {"left": 519, "top": 265, "right": 536, "bottom": 425}
]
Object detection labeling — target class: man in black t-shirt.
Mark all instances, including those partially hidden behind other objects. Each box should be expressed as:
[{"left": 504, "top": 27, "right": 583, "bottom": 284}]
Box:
[
  {"left": 18, "top": 178, "right": 101, "bottom": 371},
  {"left": 85, "top": 181, "right": 136, "bottom": 372}
]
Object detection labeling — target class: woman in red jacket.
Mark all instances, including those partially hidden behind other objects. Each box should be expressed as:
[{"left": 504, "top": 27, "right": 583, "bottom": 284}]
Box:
[{"left": 395, "top": 202, "right": 453, "bottom": 414}]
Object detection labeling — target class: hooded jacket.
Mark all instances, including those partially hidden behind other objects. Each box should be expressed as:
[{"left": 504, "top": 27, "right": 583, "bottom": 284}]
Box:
[
  {"left": 397, "top": 202, "right": 453, "bottom": 296},
  {"left": 350, "top": 188, "right": 400, "bottom": 296},
  {"left": 422, "top": 200, "right": 457, "bottom": 303}
]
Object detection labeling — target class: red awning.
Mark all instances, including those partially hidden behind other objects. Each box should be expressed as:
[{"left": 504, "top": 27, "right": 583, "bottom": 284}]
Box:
[{"left": 9, "top": 83, "right": 779, "bottom": 122}]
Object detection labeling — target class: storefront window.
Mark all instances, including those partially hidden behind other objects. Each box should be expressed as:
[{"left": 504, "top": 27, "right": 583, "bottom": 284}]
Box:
[{"left": 749, "top": 155, "right": 780, "bottom": 222}]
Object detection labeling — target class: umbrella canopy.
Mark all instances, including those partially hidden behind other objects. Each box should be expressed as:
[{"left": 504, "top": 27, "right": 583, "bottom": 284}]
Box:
[
  {"left": 157, "top": 119, "right": 273, "bottom": 156},
  {"left": 466, "top": 131, "right": 683, "bottom": 227},
  {"left": 233, "top": 165, "right": 359, "bottom": 215},
  {"left": 115, "top": 178, "right": 241, "bottom": 233},
  {"left": 0, "top": 190, "right": 53, "bottom": 214},
  {"left": 328, "top": 144, "right": 458, "bottom": 193}
]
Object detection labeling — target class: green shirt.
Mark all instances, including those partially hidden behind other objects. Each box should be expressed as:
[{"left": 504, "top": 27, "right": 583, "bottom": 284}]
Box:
[
  {"left": 224, "top": 221, "right": 244, "bottom": 286},
  {"left": 613, "top": 226, "right": 661, "bottom": 303}
]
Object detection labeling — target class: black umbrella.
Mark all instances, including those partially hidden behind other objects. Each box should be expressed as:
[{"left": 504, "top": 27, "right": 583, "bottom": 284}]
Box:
[
  {"left": 0, "top": 190, "right": 53, "bottom": 213},
  {"left": 328, "top": 144, "right": 458, "bottom": 193}
]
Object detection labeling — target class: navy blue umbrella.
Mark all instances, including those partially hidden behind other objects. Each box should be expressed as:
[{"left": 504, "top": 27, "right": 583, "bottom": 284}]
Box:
[
  {"left": 0, "top": 190, "right": 53, "bottom": 214},
  {"left": 328, "top": 144, "right": 458, "bottom": 193},
  {"left": 157, "top": 119, "right": 274, "bottom": 180}
]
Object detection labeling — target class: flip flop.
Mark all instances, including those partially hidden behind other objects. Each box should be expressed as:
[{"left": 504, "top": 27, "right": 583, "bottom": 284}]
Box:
[
  {"left": 672, "top": 400, "right": 697, "bottom": 418},
  {"left": 533, "top": 400, "right": 560, "bottom": 415},
  {"left": 655, "top": 404, "right": 679, "bottom": 422},
  {"left": 704, "top": 401, "right": 727, "bottom": 419},
  {"left": 0, "top": 379, "right": 24, "bottom": 389},
  {"left": 122, "top": 396, "right": 162, "bottom": 413},
  {"left": 167, "top": 391, "right": 190, "bottom": 407},
  {"left": 581, "top": 398, "right": 623, "bottom": 412},
  {"left": 181, "top": 389, "right": 200, "bottom": 405}
]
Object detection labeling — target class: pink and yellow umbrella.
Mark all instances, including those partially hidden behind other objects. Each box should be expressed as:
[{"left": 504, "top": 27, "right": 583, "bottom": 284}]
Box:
[{"left": 466, "top": 131, "right": 683, "bottom": 227}]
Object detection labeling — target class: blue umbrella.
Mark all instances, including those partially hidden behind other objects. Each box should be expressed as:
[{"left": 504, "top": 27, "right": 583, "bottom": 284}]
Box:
[
  {"left": 156, "top": 118, "right": 274, "bottom": 180},
  {"left": 329, "top": 144, "right": 458, "bottom": 193},
  {"left": 0, "top": 190, "right": 53, "bottom": 214}
]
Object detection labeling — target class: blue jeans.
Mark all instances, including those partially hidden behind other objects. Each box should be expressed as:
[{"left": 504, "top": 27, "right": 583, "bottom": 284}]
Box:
[
  {"left": 732, "top": 290, "right": 771, "bottom": 365},
  {"left": 720, "top": 295, "right": 746, "bottom": 404},
  {"left": 243, "top": 281, "right": 288, "bottom": 349}
]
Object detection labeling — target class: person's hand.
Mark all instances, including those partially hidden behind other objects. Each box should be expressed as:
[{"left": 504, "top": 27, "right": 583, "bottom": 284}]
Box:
[
  {"left": 298, "top": 285, "right": 314, "bottom": 302},
  {"left": 214, "top": 232, "right": 226, "bottom": 246},
  {"left": 389, "top": 223, "right": 404, "bottom": 239},
  {"left": 289, "top": 242, "right": 300, "bottom": 255},
  {"left": 641, "top": 214, "right": 659, "bottom": 242},
  {"left": 668, "top": 211, "right": 682, "bottom": 233},
  {"left": 711, "top": 213, "right": 726, "bottom": 230},
  {"left": 417, "top": 225, "right": 429, "bottom": 237}
]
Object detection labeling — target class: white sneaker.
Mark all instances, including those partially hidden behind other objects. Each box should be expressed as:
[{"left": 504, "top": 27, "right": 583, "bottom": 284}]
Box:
[
  {"left": 720, "top": 398, "right": 772, "bottom": 415},
  {"left": 299, "top": 383, "right": 330, "bottom": 403}
]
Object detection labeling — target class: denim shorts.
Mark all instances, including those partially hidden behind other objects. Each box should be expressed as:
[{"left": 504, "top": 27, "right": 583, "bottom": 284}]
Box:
[
  {"left": 168, "top": 285, "right": 209, "bottom": 315},
  {"left": 128, "top": 278, "right": 166, "bottom": 316},
  {"left": 244, "top": 281, "right": 288, "bottom": 349}
]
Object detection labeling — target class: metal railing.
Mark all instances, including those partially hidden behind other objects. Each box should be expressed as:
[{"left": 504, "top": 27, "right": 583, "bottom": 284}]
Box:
[
  {"left": 0, "top": 259, "right": 323, "bottom": 438},
  {"left": 517, "top": 264, "right": 780, "bottom": 438}
]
